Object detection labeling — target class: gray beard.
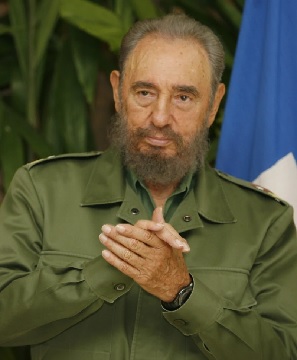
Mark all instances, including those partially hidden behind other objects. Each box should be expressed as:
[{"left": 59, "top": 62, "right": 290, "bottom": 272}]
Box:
[{"left": 109, "top": 112, "right": 209, "bottom": 187}]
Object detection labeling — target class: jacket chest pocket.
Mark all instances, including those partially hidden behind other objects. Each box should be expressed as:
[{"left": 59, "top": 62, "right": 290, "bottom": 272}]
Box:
[
  {"left": 189, "top": 268, "right": 257, "bottom": 309},
  {"left": 33, "top": 252, "right": 114, "bottom": 359}
]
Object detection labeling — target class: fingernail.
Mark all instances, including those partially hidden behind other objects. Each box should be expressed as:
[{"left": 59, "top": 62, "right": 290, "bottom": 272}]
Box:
[
  {"left": 175, "top": 239, "right": 190, "bottom": 252},
  {"left": 115, "top": 224, "right": 125, "bottom": 233},
  {"left": 102, "top": 225, "right": 111, "bottom": 234},
  {"left": 99, "top": 233, "right": 108, "bottom": 243},
  {"left": 183, "top": 245, "right": 190, "bottom": 253},
  {"left": 102, "top": 249, "right": 110, "bottom": 258}
]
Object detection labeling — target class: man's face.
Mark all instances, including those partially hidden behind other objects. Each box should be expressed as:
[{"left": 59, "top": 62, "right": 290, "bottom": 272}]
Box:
[{"left": 110, "top": 35, "right": 225, "bottom": 186}]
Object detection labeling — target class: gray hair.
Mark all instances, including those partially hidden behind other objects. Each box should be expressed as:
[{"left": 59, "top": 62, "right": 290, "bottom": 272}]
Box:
[{"left": 118, "top": 13, "right": 225, "bottom": 101}]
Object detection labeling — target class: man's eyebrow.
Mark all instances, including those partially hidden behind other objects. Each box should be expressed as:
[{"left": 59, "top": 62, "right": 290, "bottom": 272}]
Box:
[
  {"left": 131, "top": 82, "right": 199, "bottom": 97},
  {"left": 173, "top": 85, "right": 199, "bottom": 97},
  {"left": 131, "top": 81, "right": 156, "bottom": 90}
]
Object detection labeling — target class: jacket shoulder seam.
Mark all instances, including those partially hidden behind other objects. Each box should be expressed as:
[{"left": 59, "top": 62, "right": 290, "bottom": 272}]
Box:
[
  {"left": 24, "top": 151, "right": 102, "bottom": 170},
  {"left": 215, "top": 169, "right": 288, "bottom": 205}
]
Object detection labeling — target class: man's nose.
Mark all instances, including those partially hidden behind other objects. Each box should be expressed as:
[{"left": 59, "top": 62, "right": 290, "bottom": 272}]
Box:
[{"left": 151, "top": 97, "right": 172, "bottom": 128}]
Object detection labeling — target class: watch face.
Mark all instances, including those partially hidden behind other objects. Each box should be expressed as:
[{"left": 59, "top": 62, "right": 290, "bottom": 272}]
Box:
[{"left": 162, "top": 280, "right": 193, "bottom": 311}]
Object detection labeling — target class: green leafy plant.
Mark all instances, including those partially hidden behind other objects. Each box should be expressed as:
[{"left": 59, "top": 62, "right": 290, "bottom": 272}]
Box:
[{"left": 0, "top": 0, "right": 159, "bottom": 200}]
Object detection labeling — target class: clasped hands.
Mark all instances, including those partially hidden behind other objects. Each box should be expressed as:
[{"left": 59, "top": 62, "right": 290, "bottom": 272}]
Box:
[{"left": 99, "top": 207, "right": 191, "bottom": 302}]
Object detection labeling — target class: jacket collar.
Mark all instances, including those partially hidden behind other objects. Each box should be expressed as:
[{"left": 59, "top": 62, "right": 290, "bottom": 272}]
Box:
[
  {"left": 194, "top": 165, "right": 236, "bottom": 224},
  {"left": 81, "top": 148, "right": 125, "bottom": 206},
  {"left": 81, "top": 148, "right": 236, "bottom": 226}
]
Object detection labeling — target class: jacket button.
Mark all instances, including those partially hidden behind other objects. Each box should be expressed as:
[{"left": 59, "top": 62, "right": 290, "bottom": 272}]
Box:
[
  {"left": 131, "top": 208, "right": 140, "bottom": 215},
  {"left": 183, "top": 215, "right": 192, "bottom": 222},
  {"left": 114, "top": 283, "right": 126, "bottom": 291}
]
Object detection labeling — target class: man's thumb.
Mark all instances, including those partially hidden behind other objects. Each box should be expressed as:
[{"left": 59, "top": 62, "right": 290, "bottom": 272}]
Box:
[{"left": 152, "top": 206, "right": 165, "bottom": 223}]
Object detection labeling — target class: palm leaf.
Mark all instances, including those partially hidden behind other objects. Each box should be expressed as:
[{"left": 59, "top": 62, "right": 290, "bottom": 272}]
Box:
[
  {"left": 129, "top": 0, "right": 159, "bottom": 19},
  {"left": 8, "top": 0, "right": 27, "bottom": 79},
  {"left": 35, "top": 0, "right": 60, "bottom": 66},
  {"left": 59, "top": 0, "right": 124, "bottom": 51}
]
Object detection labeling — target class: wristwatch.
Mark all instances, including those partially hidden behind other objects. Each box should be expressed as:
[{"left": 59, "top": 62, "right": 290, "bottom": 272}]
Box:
[{"left": 161, "top": 275, "right": 194, "bottom": 311}]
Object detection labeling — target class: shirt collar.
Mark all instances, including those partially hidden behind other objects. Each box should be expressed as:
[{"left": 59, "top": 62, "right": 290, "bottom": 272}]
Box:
[{"left": 126, "top": 167, "right": 194, "bottom": 198}]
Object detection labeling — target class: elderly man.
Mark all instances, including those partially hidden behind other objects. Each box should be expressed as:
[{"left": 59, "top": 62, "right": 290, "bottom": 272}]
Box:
[{"left": 0, "top": 14, "right": 297, "bottom": 360}]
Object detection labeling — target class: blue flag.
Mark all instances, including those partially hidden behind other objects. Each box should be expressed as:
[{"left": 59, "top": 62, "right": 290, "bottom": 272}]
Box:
[{"left": 216, "top": 0, "right": 297, "bottom": 224}]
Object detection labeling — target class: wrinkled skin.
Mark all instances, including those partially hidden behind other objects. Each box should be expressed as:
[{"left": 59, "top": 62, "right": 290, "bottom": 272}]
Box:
[{"left": 99, "top": 207, "right": 191, "bottom": 302}]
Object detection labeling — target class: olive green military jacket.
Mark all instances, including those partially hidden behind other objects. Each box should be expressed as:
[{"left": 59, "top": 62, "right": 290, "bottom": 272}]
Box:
[{"left": 0, "top": 148, "right": 297, "bottom": 360}]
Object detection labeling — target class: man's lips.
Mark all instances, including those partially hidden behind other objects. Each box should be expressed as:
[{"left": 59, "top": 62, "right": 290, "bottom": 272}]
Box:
[{"left": 145, "top": 136, "right": 172, "bottom": 147}]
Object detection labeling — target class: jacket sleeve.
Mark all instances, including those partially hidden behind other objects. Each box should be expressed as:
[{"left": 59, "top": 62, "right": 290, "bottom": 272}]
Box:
[
  {"left": 0, "top": 167, "right": 133, "bottom": 346},
  {"left": 163, "top": 205, "right": 297, "bottom": 359}
]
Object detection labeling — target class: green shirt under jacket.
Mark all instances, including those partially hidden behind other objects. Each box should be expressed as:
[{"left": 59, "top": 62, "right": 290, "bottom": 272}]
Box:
[{"left": 0, "top": 148, "right": 297, "bottom": 360}]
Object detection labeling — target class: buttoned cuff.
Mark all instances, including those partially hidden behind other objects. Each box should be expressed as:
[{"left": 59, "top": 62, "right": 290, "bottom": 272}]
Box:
[
  {"left": 162, "top": 275, "right": 223, "bottom": 335},
  {"left": 83, "top": 256, "right": 134, "bottom": 303}
]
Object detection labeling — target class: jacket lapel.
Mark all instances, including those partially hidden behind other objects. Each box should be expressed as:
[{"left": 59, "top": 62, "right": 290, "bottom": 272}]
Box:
[{"left": 194, "top": 165, "right": 236, "bottom": 224}]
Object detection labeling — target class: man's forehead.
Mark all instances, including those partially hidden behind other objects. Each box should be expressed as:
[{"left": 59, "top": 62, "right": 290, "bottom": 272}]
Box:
[
  {"left": 126, "top": 35, "right": 209, "bottom": 68},
  {"left": 123, "top": 34, "right": 212, "bottom": 89}
]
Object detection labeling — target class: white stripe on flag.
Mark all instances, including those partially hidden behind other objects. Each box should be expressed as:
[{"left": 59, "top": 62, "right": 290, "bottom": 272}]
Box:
[{"left": 253, "top": 153, "right": 297, "bottom": 225}]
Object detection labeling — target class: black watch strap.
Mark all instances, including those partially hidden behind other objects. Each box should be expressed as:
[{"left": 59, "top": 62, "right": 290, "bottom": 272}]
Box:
[{"left": 161, "top": 275, "right": 193, "bottom": 311}]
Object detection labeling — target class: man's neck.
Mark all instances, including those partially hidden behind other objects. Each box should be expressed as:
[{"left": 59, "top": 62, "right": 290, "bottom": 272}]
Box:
[{"left": 145, "top": 181, "right": 179, "bottom": 208}]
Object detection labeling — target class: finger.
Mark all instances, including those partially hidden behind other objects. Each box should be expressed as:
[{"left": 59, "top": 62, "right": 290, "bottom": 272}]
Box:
[
  {"left": 157, "top": 226, "right": 190, "bottom": 252},
  {"left": 99, "top": 227, "right": 148, "bottom": 256},
  {"left": 152, "top": 206, "right": 165, "bottom": 223},
  {"left": 134, "top": 220, "right": 165, "bottom": 232},
  {"left": 100, "top": 224, "right": 166, "bottom": 255},
  {"left": 102, "top": 249, "right": 140, "bottom": 279},
  {"left": 102, "top": 223, "right": 164, "bottom": 249},
  {"left": 135, "top": 219, "right": 190, "bottom": 253},
  {"left": 152, "top": 208, "right": 190, "bottom": 252},
  {"left": 101, "top": 222, "right": 190, "bottom": 253},
  {"left": 99, "top": 232, "right": 144, "bottom": 266}
]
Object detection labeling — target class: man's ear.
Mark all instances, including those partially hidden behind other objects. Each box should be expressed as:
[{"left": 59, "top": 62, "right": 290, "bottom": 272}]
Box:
[
  {"left": 207, "top": 83, "right": 225, "bottom": 127},
  {"left": 110, "top": 70, "right": 121, "bottom": 112}
]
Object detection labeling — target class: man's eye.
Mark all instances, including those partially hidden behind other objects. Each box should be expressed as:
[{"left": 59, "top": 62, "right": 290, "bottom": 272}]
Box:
[
  {"left": 140, "top": 90, "right": 150, "bottom": 96},
  {"left": 180, "top": 95, "right": 190, "bottom": 102}
]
